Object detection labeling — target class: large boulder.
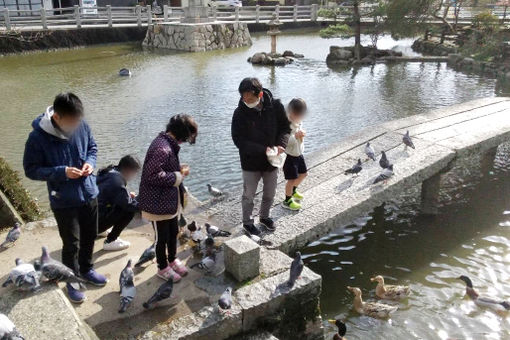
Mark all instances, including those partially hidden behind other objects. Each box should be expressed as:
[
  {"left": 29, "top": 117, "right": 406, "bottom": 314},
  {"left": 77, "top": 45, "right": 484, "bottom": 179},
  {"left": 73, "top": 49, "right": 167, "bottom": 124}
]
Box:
[
  {"left": 448, "top": 53, "right": 463, "bottom": 65},
  {"left": 282, "top": 50, "right": 294, "bottom": 57},
  {"left": 360, "top": 56, "right": 375, "bottom": 65},
  {"left": 250, "top": 52, "right": 266, "bottom": 64}
]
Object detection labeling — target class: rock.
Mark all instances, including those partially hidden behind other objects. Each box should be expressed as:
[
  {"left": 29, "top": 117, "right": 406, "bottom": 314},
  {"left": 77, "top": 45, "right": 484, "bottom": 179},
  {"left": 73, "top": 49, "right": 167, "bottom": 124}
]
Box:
[
  {"left": 250, "top": 52, "right": 266, "bottom": 64},
  {"left": 448, "top": 53, "right": 463, "bottom": 65},
  {"left": 282, "top": 50, "right": 294, "bottom": 57},
  {"left": 460, "top": 57, "right": 475, "bottom": 68},
  {"left": 294, "top": 53, "right": 304, "bottom": 58},
  {"left": 505, "top": 72, "right": 510, "bottom": 80},
  {"left": 274, "top": 57, "right": 288, "bottom": 66},
  {"left": 332, "top": 48, "right": 353, "bottom": 60},
  {"left": 360, "top": 56, "right": 375, "bottom": 65},
  {"left": 224, "top": 236, "right": 260, "bottom": 282},
  {"left": 329, "top": 45, "right": 341, "bottom": 53}
]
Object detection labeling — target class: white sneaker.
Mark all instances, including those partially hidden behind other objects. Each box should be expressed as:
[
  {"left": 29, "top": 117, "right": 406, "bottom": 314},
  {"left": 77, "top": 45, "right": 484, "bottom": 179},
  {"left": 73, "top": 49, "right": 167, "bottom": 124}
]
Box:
[
  {"left": 98, "top": 227, "right": 112, "bottom": 238},
  {"left": 103, "top": 238, "right": 130, "bottom": 251}
]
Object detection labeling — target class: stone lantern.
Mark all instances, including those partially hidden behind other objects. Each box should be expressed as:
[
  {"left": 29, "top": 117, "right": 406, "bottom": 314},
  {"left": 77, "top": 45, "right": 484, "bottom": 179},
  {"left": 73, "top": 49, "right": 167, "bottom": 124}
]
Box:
[{"left": 267, "top": 14, "right": 282, "bottom": 55}]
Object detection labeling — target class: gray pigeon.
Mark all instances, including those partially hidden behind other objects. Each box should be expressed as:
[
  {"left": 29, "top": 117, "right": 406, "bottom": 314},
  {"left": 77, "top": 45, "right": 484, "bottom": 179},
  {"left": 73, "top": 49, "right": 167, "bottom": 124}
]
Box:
[
  {"left": 0, "top": 313, "right": 24, "bottom": 340},
  {"left": 403, "top": 130, "right": 415, "bottom": 150},
  {"left": 119, "top": 260, "right": 136, "bottom": 313},
  {"left": 205, "top": 223, "right": 231, "bottom": 237},
  {"left": 2, "top": 258, "right": 40, "bottom": 292},
  {"left": 207, "top": 184, "right": 223, "bottom": 197},
  {"left": 364, "top": 142, "right": 376, "bottom": 161},
  {"left": 373, "top": 164, "right": 394, "bottom": 184},
  {"left": 40, "top": 246, "right": 86, "bottom": 288},
  {"left": 135, "top": 243, "right": 156, "bottom": 267},
  {"left": 1, "top": 223, "right": 21, "bottom": 248},
  {"left": 178, "top": 214, "right": 187, "bottom": 228},
  {"left": 218, "top": 287, "right": 232, "bottom": 312},
  {"left": 344, "top": 159, "right": 362, "bottom": 175},
  {"left": 190, "top": 253, "right": 216, "bottom": 273},
  {"left": 379, "top": 151, "right": 390, "bottom": 169},
  {"left": 143, "top": 279, "right": 174, "bottom": 309},
  {"left": 288, "top": 251, "right": 304, "bottom": 288}
]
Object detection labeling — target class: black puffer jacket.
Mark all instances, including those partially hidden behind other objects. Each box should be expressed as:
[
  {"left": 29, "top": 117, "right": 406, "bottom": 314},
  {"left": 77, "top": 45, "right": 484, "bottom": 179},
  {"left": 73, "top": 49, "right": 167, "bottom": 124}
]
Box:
[
  {"left": 97, "top": 167, "right": 139, "bottom": 216},
  {"left": 231, "top": 89, "right": 291, "bottom": 171}
]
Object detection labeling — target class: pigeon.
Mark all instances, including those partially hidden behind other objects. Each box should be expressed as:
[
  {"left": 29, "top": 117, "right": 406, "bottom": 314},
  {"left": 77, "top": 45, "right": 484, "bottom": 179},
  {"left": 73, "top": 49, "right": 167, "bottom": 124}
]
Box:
[
  {"left": 187, "top": 221, "right": 199, "bottom": 233},
  {"left": 205, "top": 223, "right": 231, "bottom": 238},
  {"left": 218, "top": 287, "right": 232, "bottom": 313},
  {"left": 143, "top": 279, "right": 173, "bottom": 309},
  {"left": 2, "top": 258, "right": 40, "bottom": 292},
  {"left": 344, "top": 159, "right": 362, "bottom": 175},
  {"left": 118, "top": 68, "right": 131, "bottom": 77},
  {"left": 39, "top": 246, "right": 86, "bottom": 288},
  {"left": 287, "top": 251, "right": 304, "bottom": 288},
  {"left": 364, "top": 142, "right": 376, "bottom": 161},
  {"left": 379, "top": 150, "right": 390, "bottom": 169},
  {"left": 119, "top": 260, "right": 136, "bottom": 313},
  {"left": 207, "top": 184, "right": 223, "bottom": 197},
  {"left": 403, "top": 130, "right": 415, "bottom": 150},
  {"left": 245, "top": 233, "right": 273, "bottom": 247},
  {"left": 190, "top": 253, "right": 216, "bottom": 273},
  {"left": 373, "top": 164, "right": 394, "bottom": 184},
  {"left": 1, "top": 223, "right": 21, "bottom": 248},
  {"left": 328, "top": 319, "right": 346, "bottom": 340},
  {"left": 135, "top": 243, "right": 156, "bottom": 267},
  {"left": 0, "top": 313, "right": 24, "bottom": 340},
  {"left": 178, "top": 214, "right": 187, "bottom": 228}
]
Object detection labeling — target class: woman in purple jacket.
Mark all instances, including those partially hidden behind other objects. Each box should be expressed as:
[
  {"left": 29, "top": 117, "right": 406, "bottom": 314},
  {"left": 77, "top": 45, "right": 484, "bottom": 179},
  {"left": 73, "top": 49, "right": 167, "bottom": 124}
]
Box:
[{"left": 138, "top": 114, "right": 198, "bottom": 282}]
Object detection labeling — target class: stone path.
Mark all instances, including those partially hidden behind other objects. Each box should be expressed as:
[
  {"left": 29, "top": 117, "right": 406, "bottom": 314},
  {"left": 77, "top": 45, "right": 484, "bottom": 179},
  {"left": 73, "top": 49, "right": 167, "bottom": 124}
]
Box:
[{"left": 206, "top": 97, "right": 510, "bottom": 254}]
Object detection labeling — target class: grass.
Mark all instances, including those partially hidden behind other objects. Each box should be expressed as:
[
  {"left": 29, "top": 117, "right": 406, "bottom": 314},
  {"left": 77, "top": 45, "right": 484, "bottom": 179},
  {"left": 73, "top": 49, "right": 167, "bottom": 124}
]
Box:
[{"left": 0, "top": 157, "right": 41, "bottom": 223}]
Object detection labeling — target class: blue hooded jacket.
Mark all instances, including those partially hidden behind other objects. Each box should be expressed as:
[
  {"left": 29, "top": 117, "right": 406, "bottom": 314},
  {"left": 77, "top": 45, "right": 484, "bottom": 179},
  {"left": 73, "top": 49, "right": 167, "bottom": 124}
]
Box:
[{"left": 23, "top": 106, "right": 99, "bottom": 209}]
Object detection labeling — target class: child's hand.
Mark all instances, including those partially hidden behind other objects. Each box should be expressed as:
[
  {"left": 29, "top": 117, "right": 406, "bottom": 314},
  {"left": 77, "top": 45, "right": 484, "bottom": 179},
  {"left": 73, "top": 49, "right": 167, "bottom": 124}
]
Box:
[{"left": 295, "top": 130, "right": 306, "bottom": 139}]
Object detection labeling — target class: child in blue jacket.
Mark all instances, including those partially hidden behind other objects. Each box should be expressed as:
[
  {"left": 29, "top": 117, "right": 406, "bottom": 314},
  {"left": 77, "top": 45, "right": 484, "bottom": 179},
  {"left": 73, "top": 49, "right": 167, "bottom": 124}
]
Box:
[{"left": 23, "top": 93, "right": 107, "bottom": 304}]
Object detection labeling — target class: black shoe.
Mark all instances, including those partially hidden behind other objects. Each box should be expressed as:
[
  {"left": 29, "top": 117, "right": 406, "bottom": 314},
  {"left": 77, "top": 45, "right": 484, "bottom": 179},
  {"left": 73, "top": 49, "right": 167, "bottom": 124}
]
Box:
[
  {"left": 243, "top": 223, "right": 261, "bottom": 236},
  {"left": 259, "top": 218, "right": 275, "bottom": 232}
]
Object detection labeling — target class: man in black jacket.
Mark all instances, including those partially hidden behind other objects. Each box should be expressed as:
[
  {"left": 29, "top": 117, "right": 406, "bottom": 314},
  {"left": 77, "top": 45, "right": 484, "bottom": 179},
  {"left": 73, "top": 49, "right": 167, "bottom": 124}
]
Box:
[{"left": 231, "top": 78, "right": 290, "bottom": 235}]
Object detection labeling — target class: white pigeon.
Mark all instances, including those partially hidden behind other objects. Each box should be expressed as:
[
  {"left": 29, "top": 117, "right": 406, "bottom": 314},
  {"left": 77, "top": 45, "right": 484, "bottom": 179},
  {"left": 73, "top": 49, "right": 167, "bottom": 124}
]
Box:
[
  {"left": 207, "top": 184, "right": 223, "bottom": 197},
  {"left": 0, "top": 313, "right": 24, "bottom": 339},
  {"left": 364, "top": 142, "right": 376, "bottom": 161},
  {"left": 2, "top": 258, "right": 40, "bottom": 291}
]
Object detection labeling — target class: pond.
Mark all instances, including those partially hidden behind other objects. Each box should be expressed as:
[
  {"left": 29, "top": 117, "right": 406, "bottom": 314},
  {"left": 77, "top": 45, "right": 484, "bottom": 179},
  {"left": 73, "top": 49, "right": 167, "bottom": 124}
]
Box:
[
  {"left": 0, "top": 29, "right": 506, "bottom": 206},
  {"left": 1, "top": 28, "right": 510, "bottom": 340}
]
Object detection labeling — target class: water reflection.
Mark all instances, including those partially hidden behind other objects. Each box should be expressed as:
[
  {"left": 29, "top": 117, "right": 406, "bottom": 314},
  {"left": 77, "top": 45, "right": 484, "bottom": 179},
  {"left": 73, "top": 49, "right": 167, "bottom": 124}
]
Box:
[
  {"left": 0, "top": 30, "right": 508, "bottom": 207},
  {"left": 303, "top": 144, "right": 510, "bottom": 339}
]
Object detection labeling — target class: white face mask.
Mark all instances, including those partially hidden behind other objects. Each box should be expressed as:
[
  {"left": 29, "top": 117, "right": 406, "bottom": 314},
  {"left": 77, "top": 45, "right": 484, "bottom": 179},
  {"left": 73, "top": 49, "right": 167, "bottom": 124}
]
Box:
[{"left": 244, "top": 98, "right": 260, "bottom": 109}]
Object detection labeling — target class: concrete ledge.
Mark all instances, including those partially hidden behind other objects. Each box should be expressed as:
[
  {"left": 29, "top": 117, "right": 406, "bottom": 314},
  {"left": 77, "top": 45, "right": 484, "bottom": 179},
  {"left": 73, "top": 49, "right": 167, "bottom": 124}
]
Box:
[{"left": 0, "top": 285, "right": 99, "bottom": 340}]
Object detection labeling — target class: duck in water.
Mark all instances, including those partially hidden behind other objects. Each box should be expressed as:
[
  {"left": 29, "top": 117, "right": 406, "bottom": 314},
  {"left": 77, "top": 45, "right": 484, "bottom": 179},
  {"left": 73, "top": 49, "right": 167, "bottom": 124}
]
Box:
[{"left": 458, "top": 275, "right": 510, "bottom": 312}]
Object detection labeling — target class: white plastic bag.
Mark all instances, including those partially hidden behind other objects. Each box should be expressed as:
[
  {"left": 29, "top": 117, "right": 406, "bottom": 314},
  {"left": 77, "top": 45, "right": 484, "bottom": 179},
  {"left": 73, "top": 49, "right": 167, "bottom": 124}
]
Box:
[{"left": 266, "top": 146, "right": 287, "bottom": 168}]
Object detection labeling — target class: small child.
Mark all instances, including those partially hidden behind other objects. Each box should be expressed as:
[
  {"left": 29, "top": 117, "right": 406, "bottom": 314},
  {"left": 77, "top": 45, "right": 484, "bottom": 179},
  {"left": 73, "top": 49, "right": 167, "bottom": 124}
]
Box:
[{"left": 282, "top": 98, "right": 308, "bottom": 210}]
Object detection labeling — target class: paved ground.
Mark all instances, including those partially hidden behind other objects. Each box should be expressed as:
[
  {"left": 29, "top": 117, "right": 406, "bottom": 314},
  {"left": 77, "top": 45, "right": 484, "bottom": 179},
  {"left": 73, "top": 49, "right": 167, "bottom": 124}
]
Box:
[{"left": 0, "top": 199, "right": 237, "bottom": 339}]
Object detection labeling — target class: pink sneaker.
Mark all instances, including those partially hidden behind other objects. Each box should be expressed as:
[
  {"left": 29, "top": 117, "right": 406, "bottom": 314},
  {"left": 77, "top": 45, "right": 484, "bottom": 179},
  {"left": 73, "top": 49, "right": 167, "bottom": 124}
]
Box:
[
  {"left": 170, "top": 259, "right": 188, "bottom": 277},
  {"left": 157, "top": 266, "right": 181, "bottom": 283}
]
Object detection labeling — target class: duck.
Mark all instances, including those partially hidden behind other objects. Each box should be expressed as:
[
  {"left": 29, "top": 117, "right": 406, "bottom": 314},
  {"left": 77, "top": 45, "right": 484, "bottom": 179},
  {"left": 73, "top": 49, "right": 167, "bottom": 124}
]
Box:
[
  {"left": 370, "top": 275, "right": 410, "bottom": 300},
  {"left": 327, "top": 319, "right": 347, "bottom": 340},
  {"left": 458, "top": 275, "right": 510, "bottom": 312},
  {"left": 347, "top": 286, "right": 398, "bottom": 319}
]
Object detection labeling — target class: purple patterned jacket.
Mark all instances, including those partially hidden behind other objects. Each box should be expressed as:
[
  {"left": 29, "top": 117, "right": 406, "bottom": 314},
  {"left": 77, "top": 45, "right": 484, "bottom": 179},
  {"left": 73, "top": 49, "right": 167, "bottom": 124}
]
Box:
[{"left": 138, "top": 132, "right": 184, "bottom": 215}]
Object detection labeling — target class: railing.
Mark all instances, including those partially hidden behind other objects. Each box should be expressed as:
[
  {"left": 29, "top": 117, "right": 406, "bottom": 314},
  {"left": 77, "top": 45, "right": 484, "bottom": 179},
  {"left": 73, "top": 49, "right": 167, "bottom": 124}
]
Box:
[{"left": 0, "top": 4, "right": 318, "bottom": 30}]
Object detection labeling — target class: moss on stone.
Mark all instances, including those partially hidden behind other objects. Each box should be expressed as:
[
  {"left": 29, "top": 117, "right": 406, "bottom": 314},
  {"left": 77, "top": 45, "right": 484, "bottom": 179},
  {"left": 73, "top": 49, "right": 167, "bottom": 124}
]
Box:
[{"left": 0, "top": 157, "right": 41, "bottom": 223}]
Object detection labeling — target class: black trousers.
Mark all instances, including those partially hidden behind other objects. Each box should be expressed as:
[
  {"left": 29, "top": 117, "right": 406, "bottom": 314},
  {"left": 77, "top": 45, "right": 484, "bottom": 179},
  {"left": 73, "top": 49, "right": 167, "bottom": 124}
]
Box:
[
  {"left": 98, "top": 206, "right": 135, "bottom": 243},
  {"left": 52, "top": 199, "right": 98, "bottom": 274},
  {"left": 152, "top": 217, "right": 179, "bottom": 270}
]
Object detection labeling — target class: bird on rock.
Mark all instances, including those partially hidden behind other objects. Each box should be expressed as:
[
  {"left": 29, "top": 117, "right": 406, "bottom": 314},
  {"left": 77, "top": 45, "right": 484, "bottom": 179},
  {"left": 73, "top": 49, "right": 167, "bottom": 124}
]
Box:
[
  {"left": 403, "top": 130, "right": 415, "bottom": 150},
  {"left": 344, "top": 159, "right": 362, "bottom": 176},
  {"left": 135, "top": 243, "right": 156, "bottom": 267},
  {"left": 365, "top": 142, "right": 376, "bottom": 161},
  {"left": 373, "top": 164, "right": 394, "bottom": 184},
  {"left": 458, "top": 275, "right": 510, "bottom": 312},
  {"left": 2, "top": 258, "right": 40, "bottom": 292},
  {"left": 379, "top": 151, "right": 390, "bottom": 169},
  {"left": 327, "top": 319, "right": 347, "bottom": 340},
  {"left": 205, "top": 223, "right": 231, "bottom": 237},
  {"left": 0, "top": 313, "right": 24, "bottom": 340},
  {"left": 119, "top": 260, "right": 136, "bottom": 313},
  {"left": 218, "top": 287, "right": 232, "bottom": 314},
  {"left": 143, "top": 279, "right": 174, "bottom": 309},
  {"left": 1, "top": 223, "right": 21, "bottom": 248},
  {"left": 207, "top": 184, "right": 223, "bottom": 197},
  {"left": 40, "top": 246, "right": 86, "bottom": 288},
  {"left": 288, "top": 251, "right": 304, "bottom": 288}
]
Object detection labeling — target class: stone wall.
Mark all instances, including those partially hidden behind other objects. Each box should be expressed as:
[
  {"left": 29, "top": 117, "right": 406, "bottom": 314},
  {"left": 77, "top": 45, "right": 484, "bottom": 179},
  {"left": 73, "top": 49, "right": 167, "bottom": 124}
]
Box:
[
  {"left": 143, "top": 22, "right": 252, "bottom": 52},
  {"left": 447, "top": 53, "right": 510, "bottom": 80}
]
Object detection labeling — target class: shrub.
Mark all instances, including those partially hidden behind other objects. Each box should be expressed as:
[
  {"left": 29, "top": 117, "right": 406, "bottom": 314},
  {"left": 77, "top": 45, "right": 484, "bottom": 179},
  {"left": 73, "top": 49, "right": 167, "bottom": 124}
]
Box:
[
  {"left": 0, "top": 157, "right": 41, "bottom": 222},
  {"left": 319, "top": 24, "right": 353, "bottom": 39},
  {"left": 472, "top": 11, "right": 500, "bottom": 35}
]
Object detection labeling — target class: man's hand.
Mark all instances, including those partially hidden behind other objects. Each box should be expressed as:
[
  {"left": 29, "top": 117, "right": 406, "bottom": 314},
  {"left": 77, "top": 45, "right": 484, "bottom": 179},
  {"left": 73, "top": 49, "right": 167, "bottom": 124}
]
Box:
[
  {"left": 295, "top": 130, "right": 306, "bottom": 139},
  {"left": 66, "top": 167, "right": 83, "bottom": 179},
  {"left": 277, "top": 146, "right": 285, "bottom": 155},
  {"left": 129, "top": 192, "right": 137, "bottom": 198},
  {"left": 81, "top": 163, "right": 94, "bottom": 177}
]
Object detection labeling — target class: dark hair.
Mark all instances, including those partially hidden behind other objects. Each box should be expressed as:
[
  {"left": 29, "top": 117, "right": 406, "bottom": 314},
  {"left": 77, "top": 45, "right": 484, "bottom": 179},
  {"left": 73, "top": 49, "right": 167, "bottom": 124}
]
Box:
[
  {"left": 166, "top": 114, "right": 198, "bottom": 144},
  {"left": 288, "top": 98, "right": 307, "bottom": 115},
  {"left": 238, "top": 77, "right": 262, "bottom": 96},
  {"left": 53, "top": 92, "right": 83, "bottom": 117},
  {"left": 98, "top": 155, "right": 140, "bottom": 176}
]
